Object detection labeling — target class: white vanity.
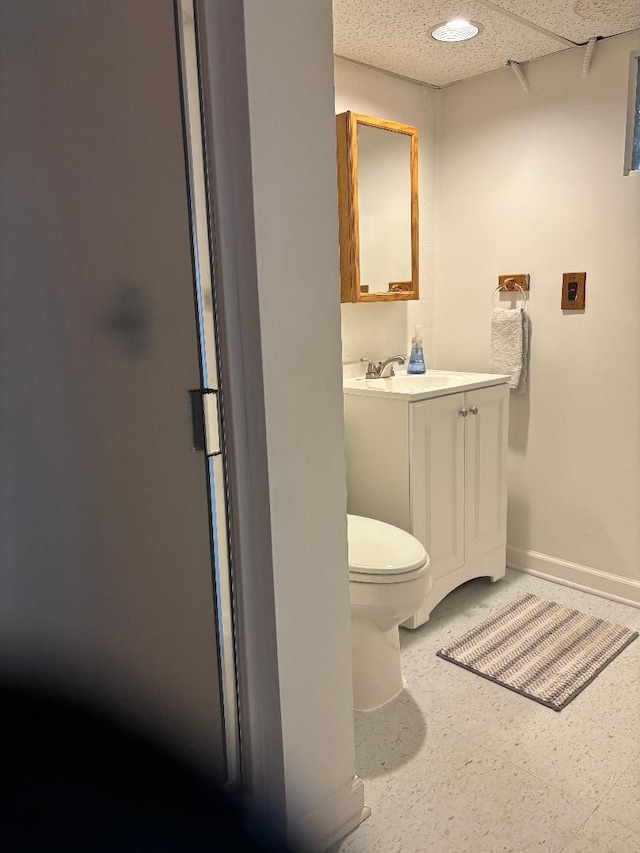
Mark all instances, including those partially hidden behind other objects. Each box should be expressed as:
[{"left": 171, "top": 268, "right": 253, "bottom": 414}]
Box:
[{"left": 343, "top": 370, "right": 510, "bottom": 629}]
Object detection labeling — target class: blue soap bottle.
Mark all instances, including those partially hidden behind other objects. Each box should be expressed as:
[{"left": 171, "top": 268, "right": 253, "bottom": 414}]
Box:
[{"left": 407, "top": 327, "right": 426, "bottom": 374}]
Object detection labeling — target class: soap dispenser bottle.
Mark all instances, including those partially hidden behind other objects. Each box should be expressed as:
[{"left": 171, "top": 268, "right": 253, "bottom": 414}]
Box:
[{"left": 407, "top": 327, "right": 426, "bottom": 374}]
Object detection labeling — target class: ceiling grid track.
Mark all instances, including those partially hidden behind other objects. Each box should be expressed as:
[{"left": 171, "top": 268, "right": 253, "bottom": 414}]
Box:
[{"left": 475, "top": 0, "right": 578, "bottom": 46}]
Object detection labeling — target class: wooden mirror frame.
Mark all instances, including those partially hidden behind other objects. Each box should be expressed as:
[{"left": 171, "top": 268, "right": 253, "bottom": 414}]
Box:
[{"left": 336, "top": 111, "right": 419, "bottom": 303}]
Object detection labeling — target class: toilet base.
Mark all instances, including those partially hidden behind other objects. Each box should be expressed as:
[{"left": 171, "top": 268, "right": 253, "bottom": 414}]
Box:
[{"left": 351, "top": 617, "right": 404, "bottom": 712}]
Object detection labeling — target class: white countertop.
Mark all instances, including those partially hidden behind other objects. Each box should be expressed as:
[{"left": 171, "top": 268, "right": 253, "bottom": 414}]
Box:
[{"left": 343, "top": 369, "right": 510, "bottom": 401}]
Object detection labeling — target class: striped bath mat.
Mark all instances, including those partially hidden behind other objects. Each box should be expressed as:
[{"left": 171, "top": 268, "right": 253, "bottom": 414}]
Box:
[{"left": 437, "top": 593, "right": 638, "bottom": 710}]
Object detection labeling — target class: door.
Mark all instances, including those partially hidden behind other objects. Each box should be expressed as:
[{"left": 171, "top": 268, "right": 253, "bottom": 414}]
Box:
[
  {"left": 410, "top": 393, "right": 466, "bottom": 581},
  {"left": 465, "top": 384, "right": 509, "bottom": 564},
  {"left": 1, "top": 0, "right": 230, "bottom": 778}
]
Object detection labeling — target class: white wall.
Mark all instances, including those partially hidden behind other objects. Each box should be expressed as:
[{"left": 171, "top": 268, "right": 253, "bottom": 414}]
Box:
[
  {"left": 335, "top": 58, "right": 438, "bottom": 371},
  {"left": 238, "top": 18, "right": 640, "bottom": 846},
  {"left": 436, "top": 31, "right": 640, "bottom": 604},
  {"left": 242, "top": 1, "right": 364, "bottom": 848}
]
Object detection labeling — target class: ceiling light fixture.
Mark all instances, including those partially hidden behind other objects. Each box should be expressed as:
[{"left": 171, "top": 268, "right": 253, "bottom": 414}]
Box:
[{"left": 430, "top": 19, "right": 481, "bottom": 43}]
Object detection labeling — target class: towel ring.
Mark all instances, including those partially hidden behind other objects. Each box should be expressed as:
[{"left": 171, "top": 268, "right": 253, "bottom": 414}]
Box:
[{"left": 491, "top": 281, "right": 527, "bottom": 308}]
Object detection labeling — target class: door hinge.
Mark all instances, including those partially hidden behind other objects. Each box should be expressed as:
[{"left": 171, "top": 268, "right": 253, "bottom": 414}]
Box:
[{"left": 189, "top": 388, "right": 222, "bottom": 456}]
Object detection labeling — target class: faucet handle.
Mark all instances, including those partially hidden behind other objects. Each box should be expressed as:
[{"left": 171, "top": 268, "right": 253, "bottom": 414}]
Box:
[{"left": 360, "top": 356, "right": 379, "bottom": 379}]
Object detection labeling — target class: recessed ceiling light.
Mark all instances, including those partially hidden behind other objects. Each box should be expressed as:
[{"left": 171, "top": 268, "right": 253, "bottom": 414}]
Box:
[{"left": 430, "top": 19, "right": 481, "bottom": 43}]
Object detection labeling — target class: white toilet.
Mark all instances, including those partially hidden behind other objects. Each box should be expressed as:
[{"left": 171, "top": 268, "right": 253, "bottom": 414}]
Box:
[{"left": 347, "top": 514, "right": 431, "bottom": 712}]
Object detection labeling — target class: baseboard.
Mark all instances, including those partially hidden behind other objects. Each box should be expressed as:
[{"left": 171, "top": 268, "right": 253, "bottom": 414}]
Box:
[
  {"left": 506, "top": 546, "right": 640, "bottom": 609},
  {"left": 290, "top": 775, "right": 368, "bottom": 853}
]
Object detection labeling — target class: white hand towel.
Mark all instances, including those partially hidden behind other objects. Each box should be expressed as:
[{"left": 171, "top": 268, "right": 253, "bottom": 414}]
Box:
[
  {"left": 490, "top": 307, "right": 528, "bottom": 392},
  {"left": 516, "top": 311, "right": 529, "bottom": 394}
]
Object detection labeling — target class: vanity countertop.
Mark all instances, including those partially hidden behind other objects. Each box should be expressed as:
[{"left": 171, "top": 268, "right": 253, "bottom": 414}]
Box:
[{"left": 343, "top": 369, "right": 510, "bottom": 402}]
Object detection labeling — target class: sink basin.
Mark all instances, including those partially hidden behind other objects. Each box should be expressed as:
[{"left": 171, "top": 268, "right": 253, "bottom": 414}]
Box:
[
  {"left": 363, "top": 372, "right": 468, "bottom": 392},
  {"left": 343, "top": 369, "right": 510, "bottom": 401}
]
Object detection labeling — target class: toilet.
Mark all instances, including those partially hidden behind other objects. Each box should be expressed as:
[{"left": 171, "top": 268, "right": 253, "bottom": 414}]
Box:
[{"left": 347, "top": 514, "right": 431, "bottom": 712}]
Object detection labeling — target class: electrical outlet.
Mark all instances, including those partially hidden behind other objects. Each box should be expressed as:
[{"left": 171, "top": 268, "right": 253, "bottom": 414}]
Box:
[
  {"left": 562, "top": 272, "right": 586, "bottom": 310},
  {"left": 498, "top": 273, "right": 530, "bottom": 291}
]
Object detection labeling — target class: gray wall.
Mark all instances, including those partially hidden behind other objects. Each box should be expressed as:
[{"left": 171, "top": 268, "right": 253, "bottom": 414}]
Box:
[{"left": 0, "top": 0, "right": 224, "bottom": 768}]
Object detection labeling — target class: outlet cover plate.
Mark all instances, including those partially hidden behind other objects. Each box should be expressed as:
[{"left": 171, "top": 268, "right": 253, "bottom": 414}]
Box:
[{"left": 562, "top": 272, "right": 586, "bottom": 310}]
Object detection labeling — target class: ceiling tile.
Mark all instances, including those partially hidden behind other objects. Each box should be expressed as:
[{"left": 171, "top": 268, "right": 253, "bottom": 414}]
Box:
[
  {"left": 492, "top": 0, "right": 640, "bottom": 43},
  {"left": 333, "top": 0, "right": 569, "bottom": 86},
  {"left": 333, "top": 1, "right": 640, "bottom": 87}
]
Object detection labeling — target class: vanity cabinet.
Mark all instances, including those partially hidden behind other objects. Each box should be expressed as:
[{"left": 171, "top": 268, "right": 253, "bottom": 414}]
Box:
[{"left": 344, "top": 379, "right": 509, "bottom": 628}]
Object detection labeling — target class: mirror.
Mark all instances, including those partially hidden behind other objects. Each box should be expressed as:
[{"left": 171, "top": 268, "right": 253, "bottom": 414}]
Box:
[{"left": 336, "top": 112, "right": 418, "bottom": 303}]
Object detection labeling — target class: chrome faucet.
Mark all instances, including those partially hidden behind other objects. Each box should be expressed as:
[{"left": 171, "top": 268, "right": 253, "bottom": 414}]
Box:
[
  {"left": 360, "top": 354, "right": 406, "bottom": 379},
  {"left": 378, "top": 354, "right": 406, "bottom": 378}
]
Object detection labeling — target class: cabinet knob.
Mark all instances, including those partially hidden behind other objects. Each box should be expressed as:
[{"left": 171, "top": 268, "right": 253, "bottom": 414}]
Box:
[
  {"left": 470, "top": 406, "right": 479, "bottom": 415},
  {"left": 459, "top": 408, "right": 469, "bottom": 417}
]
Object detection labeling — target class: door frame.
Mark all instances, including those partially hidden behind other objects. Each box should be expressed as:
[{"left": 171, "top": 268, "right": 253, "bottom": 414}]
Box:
[{"left": 192, "top": 0, "right": 285, "bottom": 818}]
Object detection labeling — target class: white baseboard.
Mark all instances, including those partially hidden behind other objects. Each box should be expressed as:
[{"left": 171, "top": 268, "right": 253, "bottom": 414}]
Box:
[
  {"left": 506, "top": 546, "right": 640, "bottom": 609},
  {"left": 290, "top": 775, "right": 368, "bottom": 853}
]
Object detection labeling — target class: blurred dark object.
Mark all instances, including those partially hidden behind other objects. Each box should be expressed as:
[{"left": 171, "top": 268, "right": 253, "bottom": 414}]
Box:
[{"left": 2, "top": 679, "right": 295, "bottom": 852}]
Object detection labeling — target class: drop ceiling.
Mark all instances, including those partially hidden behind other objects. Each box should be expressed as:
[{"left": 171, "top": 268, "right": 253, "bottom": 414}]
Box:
[{"left": 333, "top": 0, "right": 640, "bottom": 86}]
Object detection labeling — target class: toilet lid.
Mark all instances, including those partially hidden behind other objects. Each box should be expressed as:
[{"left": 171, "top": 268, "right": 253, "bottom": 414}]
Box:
[{"left": 347, "top": 515, "right": 427, "bottom": 575}]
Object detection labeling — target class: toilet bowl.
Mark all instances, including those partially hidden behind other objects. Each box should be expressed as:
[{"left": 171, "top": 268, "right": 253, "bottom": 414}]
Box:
[{"left": 347, "top": 514, "right": 431, "bottom": 712}]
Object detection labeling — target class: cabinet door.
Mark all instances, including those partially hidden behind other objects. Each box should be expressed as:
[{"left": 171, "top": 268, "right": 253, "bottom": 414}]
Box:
[
  {"left": 465, "top": 384, "right": 509, "bottom": 564},
  {"left": 410, "top": 393, "right": 465, "bottom": 580}
]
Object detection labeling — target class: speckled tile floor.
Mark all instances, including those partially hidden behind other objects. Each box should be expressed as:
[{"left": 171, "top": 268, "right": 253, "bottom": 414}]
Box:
[{"left": 331, "top": 569, "right": 640, "bottom": 853}]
